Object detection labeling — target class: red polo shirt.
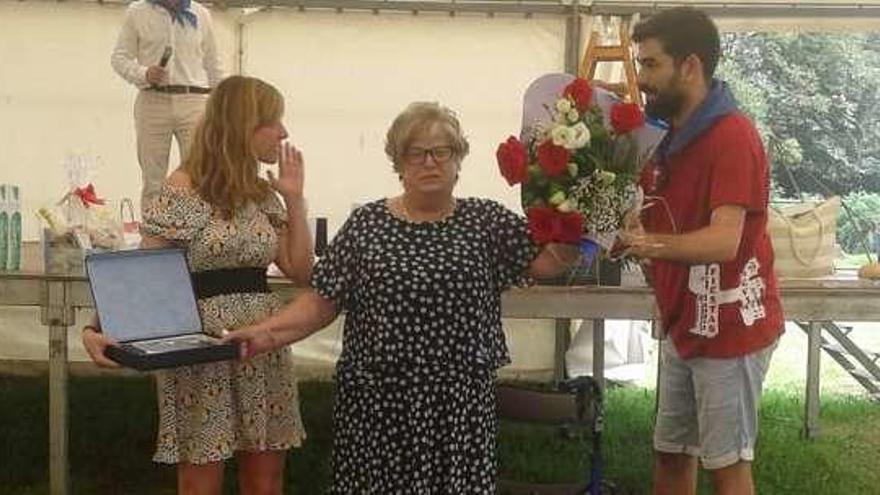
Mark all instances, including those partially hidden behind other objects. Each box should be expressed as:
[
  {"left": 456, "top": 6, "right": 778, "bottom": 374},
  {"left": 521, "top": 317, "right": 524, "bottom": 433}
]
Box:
[{"left": 639, "top": 113, "right": 784, "bottom": 359}]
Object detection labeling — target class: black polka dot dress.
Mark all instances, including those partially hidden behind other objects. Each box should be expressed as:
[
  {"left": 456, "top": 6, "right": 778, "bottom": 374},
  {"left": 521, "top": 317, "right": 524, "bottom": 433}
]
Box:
[{"left": 311, "top": 198, "right": 539, "bottom": 494}]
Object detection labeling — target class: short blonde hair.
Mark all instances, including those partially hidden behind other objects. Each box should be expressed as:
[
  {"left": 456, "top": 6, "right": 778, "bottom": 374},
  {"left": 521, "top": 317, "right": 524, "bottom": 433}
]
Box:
[
  {"left": 183, "top": 75, "right": 283, "bottom": 218},
  {"left": 384, "top": 102, "right": 470, "bottom": 173}
]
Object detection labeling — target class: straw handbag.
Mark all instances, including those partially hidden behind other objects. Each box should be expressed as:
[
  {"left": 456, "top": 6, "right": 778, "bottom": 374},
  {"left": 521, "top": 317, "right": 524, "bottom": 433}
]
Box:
[{"left": 767, "top": 196, "right": 841, "bottom": 279}]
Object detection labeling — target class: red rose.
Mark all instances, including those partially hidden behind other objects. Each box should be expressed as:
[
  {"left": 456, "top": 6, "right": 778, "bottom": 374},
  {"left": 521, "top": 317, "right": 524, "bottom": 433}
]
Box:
[
  {"left": 527, "top": 207, "right": 584, "bottom": 245},
  {"left": 556, "top": 211, "right": 584, "bottom": 244},
  {"left": 526, "top": 207, "right": 559, "bottom": 245},
  {"left": 610, "top": 102, "right": 645, "bottom": 134},
  {"left": 495, "top": 136, "right": 528, "bottom": 186},
  {"left": 563, "top": 78, "right": 594, "bottom": 112},
  {"left": 536, "top": 140, "right": 570, "bottom": 177}
]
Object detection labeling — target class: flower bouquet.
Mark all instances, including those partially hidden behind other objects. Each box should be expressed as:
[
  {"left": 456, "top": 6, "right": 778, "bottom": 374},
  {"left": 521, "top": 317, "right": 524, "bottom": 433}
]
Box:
[{"left": 496, "top": 74, "right": 665, "bottom": 270}]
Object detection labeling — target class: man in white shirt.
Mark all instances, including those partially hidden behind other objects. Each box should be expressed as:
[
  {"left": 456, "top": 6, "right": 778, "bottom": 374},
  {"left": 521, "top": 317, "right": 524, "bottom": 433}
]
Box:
[{"left": 111, "top": 0, "right": 224, "bottom": 209}]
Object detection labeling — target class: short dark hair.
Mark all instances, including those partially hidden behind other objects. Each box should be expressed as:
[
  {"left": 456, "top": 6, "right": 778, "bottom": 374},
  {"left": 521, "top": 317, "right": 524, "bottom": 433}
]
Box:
[{"left": 632, "top": 7, "right": 721, "bottom": 81}]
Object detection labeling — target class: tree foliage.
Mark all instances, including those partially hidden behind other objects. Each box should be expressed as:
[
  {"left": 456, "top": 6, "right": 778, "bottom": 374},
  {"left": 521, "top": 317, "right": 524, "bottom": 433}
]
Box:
[{"left": 718, "top": 33, "right": 880, "bottom": 198}]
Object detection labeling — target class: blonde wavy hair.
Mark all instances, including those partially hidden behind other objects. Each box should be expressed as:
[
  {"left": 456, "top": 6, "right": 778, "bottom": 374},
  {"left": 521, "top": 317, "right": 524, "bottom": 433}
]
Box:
[{"left": 182, "top": 75, "right": 283, "bottom": 217}]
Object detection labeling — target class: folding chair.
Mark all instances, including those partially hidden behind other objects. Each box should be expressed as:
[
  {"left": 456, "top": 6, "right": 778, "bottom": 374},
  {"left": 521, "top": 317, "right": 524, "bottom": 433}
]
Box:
[{"left": 497, "top": 377, "right": 618, "bottom": 495}]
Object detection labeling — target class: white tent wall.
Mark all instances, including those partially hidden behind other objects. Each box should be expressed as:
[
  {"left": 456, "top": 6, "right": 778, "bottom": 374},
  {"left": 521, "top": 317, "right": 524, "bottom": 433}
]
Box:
[
  {"left": 5, "top": 0, "right": 880, "bottom": 242},
  {"left": 3, "top": 0, "right": 879, "bottom": 376},
  {"left": 0, "top": 1, "right": 239, "bottom": 243},
  {"left": 237, "top": 9, "right": 568, "bottom": 376},
  {"left": 0, "top": 1, "right": 567, "bottom": 377},
  {"left": 0, "top": 2, "right": 570, "bottom": 245},
  {"left": 239, "top": 8, "right": 565, "bottom": 233}
]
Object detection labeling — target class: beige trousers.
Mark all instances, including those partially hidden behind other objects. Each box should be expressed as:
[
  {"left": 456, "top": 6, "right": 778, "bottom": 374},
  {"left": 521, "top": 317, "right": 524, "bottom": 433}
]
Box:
[{"left": 134, "top": 90, "right": 208, "bottom": 210}]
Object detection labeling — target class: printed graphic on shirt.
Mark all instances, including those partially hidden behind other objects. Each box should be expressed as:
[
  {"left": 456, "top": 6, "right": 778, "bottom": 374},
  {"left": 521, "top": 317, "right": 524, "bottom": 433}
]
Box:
[{"left": 688, "top": 258, "right": 767, "bottom": 338}]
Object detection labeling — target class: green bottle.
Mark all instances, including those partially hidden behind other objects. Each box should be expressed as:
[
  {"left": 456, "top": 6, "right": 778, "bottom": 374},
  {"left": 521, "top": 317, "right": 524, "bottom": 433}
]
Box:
[
  {"left": 9, "top": 185, "right": 21, "bottom": 271},
  {"left": 0, "top": 185, "right": 8, "bottom": 271}
]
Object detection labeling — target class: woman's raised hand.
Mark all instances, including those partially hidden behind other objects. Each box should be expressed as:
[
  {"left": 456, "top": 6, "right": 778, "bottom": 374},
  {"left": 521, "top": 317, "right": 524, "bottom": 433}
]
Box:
[{"left": 268, "top": 142, "right": 304, "bottom": 201}]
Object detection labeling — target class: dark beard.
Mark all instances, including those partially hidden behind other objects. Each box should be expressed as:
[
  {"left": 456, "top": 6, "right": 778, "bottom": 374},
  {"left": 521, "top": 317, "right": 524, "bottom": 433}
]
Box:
[{"left": 644, "top": 90, "right": 686, "bottom": 121}]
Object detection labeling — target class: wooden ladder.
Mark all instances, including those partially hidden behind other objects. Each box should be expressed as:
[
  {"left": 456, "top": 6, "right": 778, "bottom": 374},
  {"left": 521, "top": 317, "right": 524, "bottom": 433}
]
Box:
[{"left": 579, "top": 17, "right": 641, "bottom": 104}]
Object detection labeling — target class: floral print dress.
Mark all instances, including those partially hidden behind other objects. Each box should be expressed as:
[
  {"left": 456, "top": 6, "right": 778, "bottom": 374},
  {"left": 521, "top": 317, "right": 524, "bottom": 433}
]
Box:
[{"left": 142, "top": 184, "right": 305, "bottom": 465}]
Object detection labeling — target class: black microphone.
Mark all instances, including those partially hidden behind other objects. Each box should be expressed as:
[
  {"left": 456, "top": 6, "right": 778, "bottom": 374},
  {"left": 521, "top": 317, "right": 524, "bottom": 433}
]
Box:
[{"left": 159, "top": 46, "right": 172, "bottom": 68}]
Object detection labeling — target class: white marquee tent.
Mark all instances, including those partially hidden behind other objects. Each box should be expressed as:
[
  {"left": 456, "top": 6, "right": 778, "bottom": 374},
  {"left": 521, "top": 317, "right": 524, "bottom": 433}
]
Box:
[{"left": 1, "top": 0, "right": 878, "bottom": 375}]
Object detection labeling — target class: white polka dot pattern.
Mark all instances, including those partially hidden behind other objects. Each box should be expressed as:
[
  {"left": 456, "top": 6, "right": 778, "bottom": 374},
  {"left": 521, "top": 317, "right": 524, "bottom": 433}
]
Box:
[{"left": 311, "top": 197, "right": 538, "bottom": 493}]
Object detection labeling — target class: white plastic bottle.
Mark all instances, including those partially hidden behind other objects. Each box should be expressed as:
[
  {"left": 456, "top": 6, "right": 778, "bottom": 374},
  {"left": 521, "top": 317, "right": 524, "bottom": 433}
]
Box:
[
  {"left": 9, "top": 185, "right": 21, "bottom": 271},
  {"left": 0, "top": 184, "right": 8, "bottom": 271}
]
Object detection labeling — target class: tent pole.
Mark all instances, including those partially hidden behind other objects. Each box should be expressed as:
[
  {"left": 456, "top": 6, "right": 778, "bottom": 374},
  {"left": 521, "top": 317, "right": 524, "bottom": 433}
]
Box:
[{"left": 564, "top": 0, "right": 582, "bottom": 76}]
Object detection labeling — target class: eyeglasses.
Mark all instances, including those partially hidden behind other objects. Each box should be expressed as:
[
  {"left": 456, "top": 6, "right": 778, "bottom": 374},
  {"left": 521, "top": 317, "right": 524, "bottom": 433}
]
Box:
[{"left": 402, "top": 146, "right": 455, "bottom": 165}]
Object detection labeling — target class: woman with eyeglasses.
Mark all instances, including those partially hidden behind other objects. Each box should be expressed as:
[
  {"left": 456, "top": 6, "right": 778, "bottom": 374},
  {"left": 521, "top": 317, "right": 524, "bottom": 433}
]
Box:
[{"left": 225, "top": 101, "right": 579, "bottom": 494}]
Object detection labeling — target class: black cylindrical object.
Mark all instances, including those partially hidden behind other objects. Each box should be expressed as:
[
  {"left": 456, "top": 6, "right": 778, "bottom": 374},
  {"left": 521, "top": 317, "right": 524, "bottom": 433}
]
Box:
[{"left": 315, "top": 217, "right": 328, "bottom": 257}]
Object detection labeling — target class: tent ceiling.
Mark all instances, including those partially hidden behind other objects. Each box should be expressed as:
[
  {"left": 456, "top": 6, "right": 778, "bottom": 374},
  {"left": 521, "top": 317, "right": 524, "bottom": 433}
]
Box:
[
  {"left": 212, "top": 0, "right": 880, "bottom": 18},
  {"left": 31, "top": 0, "right": 880, "bottom": 17},
  {"left": 590, "top": 1, "right": 880, "bottom": 17},
  {"left": 9, "top": 0, "right": 880, "bottom": 28}
]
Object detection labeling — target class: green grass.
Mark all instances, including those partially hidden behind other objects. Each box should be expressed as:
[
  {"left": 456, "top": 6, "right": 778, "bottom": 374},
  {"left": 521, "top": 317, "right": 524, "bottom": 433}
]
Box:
[
  {"left": 755, "top": 393, "right": 880, "bottom": 494},
  {"left": 0, "top": 376, "right": 878, "bottom": 495},
  {"left": 836, "top": 252, "right": 874, "bottom": 269}
]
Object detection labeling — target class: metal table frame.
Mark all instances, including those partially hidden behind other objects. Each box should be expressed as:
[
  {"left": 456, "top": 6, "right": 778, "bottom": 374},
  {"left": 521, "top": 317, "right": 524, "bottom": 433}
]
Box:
[{"left": 2, "top": 271, "right": 879, "bottom": 494}]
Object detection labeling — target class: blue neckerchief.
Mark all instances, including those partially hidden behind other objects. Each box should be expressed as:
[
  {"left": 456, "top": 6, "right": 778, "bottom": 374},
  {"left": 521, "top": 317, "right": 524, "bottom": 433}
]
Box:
[
  {"left": 150, "top": 0, "right": 198, "bottom": 28},
  {"left": 654, "top": 79, "right": 739, "bottom": 163}
]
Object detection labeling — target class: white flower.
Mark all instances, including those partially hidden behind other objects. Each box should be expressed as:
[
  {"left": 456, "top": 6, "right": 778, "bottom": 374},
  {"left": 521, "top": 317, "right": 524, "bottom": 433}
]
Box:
[
  {"left": 553, "top": 110, "right": 569, "bottom": 125},
  {"left": 555, "top": 98, "right": 572, "bottom": 114},
  {"left": 567, "top": 162, "right": 579, "bottom": 177},
  {"left": 552, "top": 124, "right": 591, "bottom": 150},
  {"left": 569, "top": 122, "right": 591, "bottom": 149},
  {"left": 567, "top": 109, "right": 580, "bottom": 123},
  {"left": 557, "top": 199, "right": 576, "bottom": 213},
  {"left": 551, "top": 125, "right": 575, "bottom": 148}
]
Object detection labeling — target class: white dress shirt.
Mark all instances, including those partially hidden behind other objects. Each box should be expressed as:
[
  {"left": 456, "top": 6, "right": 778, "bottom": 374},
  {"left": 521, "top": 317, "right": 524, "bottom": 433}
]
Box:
[{"left": 110, "top": 0, "right": 224, "bottom": 89}]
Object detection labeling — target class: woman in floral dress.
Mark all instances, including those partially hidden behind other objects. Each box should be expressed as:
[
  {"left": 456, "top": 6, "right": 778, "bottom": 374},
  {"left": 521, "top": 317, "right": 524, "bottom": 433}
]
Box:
[{"left": 82, "top": 75, "right": 311, "bottom": 494}]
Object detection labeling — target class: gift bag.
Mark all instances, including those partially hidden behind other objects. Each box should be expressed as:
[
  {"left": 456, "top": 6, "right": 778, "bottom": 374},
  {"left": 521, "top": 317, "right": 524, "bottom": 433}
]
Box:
[
  {"left": 768, "top": 196, "right": 841, "bottom": 279},
  {"left": 37, "top": 152, "right": 121, "bottom": 273},
  {"left": 119, "top": 198, "right": 141, "bottom": 249}
]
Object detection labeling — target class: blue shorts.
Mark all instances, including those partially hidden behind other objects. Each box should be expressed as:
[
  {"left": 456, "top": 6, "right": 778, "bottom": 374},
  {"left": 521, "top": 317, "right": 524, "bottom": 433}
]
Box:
[{"left": 653, "top": 338, "right": 777, "bottom": 470}]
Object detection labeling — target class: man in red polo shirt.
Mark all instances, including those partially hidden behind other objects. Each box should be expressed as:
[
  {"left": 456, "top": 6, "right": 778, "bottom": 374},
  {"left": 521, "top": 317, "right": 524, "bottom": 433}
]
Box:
[{"left": 621, "top": 7, "right": 784, "bottom": 495}]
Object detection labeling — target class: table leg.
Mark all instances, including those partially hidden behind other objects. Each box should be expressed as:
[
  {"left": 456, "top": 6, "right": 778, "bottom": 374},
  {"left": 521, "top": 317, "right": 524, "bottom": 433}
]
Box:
[
  {"left": 41, "top": 281, "right": 74, "bottom": 495},
  {"left": 803, "top": 320, "right": 822, "bottom": 439},
  {"left": 554, "top": 318, "right": 571, "bottom": 384},
  {"left": 593, "top": 319, "right": 605, "bottom": 390},
  {"left": 49, "top": 324, "right": 69, "bottom": 495}
]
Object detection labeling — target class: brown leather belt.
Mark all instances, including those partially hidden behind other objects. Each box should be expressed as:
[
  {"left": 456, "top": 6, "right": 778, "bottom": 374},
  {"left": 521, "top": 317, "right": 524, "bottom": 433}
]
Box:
[{"left": 149, "top": 85, "right": 211, "bottom": 94}]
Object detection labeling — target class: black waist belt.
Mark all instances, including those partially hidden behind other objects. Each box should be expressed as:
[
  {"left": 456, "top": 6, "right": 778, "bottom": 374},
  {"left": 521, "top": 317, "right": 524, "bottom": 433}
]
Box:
[{"left": 191, "top": 267, "right": 269, "bottom": 299}]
